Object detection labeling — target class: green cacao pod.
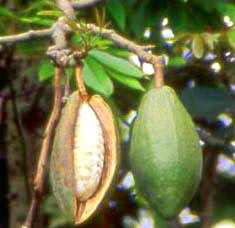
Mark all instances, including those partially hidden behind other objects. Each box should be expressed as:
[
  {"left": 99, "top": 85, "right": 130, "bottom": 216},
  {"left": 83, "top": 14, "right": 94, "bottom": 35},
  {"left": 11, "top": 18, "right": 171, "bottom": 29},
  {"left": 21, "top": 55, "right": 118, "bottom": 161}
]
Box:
[
  {"left": 129, "top": 86, "right": 202, "bottom": 219},
  {"left": 50, "top": 91, "right": 119, "bottom": 225}
]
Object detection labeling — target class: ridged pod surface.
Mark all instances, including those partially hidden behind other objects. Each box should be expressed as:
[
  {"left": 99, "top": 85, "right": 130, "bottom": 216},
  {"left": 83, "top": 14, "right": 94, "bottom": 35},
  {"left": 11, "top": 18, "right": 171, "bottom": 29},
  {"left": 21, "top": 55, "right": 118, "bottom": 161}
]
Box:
[
  {"left": 50, "top": 91, "right": 118, "bottom": 225},
  {"left": 129, "top": 86, "right": 202, "bottom": 219}
]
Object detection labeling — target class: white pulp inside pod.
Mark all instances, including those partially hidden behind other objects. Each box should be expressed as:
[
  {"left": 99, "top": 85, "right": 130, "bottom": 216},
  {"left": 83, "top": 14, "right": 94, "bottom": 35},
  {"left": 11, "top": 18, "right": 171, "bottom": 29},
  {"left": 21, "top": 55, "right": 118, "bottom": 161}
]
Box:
[{"left": 73, "top": 103, "right": 105, "bottom": 201}]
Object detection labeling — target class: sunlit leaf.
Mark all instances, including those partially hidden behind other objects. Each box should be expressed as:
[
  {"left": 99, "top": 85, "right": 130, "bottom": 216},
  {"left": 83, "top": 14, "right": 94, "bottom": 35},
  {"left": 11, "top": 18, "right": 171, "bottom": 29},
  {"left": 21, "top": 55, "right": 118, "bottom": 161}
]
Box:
[
  {"left": 106, "top": 0, "right": 126, "bottom": 30},
  {"left": 168, "top": 57, "right": 186, "bottom": 66},
  {"left": 106, "top": 68, "right": 145, "bottom": 92},
  {"left": 0, "top": 7, "right": 14, "bottom": 17},
  {"left": 20, "top": 17, "right": 55, "bottom": 26},
  {"left": 227, "top": 29, "right": 235, "bottom": 49},
  {"left": 106, "top": 48, "right": 132, "bottom": 57},
  {"left": 192, "top": 34, "right": 204, "bottom": 58},
  {"left": 37, "top": 10, "right": 62, "bottom": 17},
  {"left": 93, "top": 7, "right": 106, "bottom": 28},
  {"left": 94, "top": 39, "right": 113, "bottom": 48},
  {"left": 38, "top": 60, "right": 54, "bottom": 81},
  {"left": 89, "top": 49, "right": 143, "bottom": 78},
  {"left": 83, "top": 56, "right": 114, "bottom": 97}
]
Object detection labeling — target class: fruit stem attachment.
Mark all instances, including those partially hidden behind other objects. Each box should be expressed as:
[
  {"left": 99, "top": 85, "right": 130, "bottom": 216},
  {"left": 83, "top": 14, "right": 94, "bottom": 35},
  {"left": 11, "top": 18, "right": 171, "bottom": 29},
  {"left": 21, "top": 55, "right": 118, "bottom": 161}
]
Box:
[
  {"left": 153, "top": 57, "right": 164, "bottom": 88},
  {"left": 76, "top": 64, "right": 88, "bottom": 101}
]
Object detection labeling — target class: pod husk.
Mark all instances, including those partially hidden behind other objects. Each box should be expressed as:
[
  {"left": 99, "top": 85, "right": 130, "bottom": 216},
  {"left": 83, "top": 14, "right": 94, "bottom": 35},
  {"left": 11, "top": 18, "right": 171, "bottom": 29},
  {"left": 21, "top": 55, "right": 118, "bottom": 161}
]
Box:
[
  {"left": 50, "top": 91, "right": 118, "bottom": 225},
  {"left": 129, "top": 86, "right": 202, "bottom": 219}
]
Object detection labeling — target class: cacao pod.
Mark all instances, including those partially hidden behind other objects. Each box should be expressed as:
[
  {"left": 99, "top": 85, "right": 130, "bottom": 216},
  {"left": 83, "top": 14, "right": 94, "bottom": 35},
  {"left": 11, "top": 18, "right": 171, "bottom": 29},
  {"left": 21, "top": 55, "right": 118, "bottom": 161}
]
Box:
[
  {"left": 129, "top": 86, "right": 202, "bottom": 219},
  {"left": 50, "top": 91, "right": 118, "bottom": 225}
]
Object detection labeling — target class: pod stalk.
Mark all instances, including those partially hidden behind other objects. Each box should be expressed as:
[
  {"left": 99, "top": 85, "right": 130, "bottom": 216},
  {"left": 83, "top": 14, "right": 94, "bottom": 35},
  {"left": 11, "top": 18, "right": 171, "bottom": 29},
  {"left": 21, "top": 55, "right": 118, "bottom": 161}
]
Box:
[
  {"left": 153, "top": 58, "right": 164, "bottom": 88},
  {"left": 76, "top": 65, "right": 88, "bottom": 101}
]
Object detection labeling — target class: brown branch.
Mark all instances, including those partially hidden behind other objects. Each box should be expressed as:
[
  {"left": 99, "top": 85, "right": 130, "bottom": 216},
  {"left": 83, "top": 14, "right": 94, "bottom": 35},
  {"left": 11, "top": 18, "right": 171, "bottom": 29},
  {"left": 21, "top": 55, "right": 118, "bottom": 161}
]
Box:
[
  {"left": 0, "top": 21, "right": 162, "bottom": 80},
  {"left": 197, "top": 128, "right": 235, "bottom": 158},
  {"left": 22, "top": 67, "right": 62, "bottom": 228},
  {"left": 86, "top": 24, "right": 160, "bottom": 64},
  {"left": 201, "top": 151, "right": 219, "bottom": 228},
  {"left": 0, "top": 23, "right": 158, "bottom": 63},
  {"left": 56, "top": 0, "right": 75, "bottom": 19},
  {"left": 0, "top": 28, "right": 54, "bottom": 45}
]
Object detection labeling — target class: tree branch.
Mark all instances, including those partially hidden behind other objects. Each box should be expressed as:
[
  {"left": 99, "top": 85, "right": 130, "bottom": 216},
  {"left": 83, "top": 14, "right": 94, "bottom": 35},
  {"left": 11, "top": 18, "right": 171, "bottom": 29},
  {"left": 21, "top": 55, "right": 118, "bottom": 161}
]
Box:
[
  {"left": 0, "top": 28, "right": 54, "bottom": 45},
  {"left": 197, "top": 128, "right": 235, "bottom": 157},
  {"left": 0, "top": 23, "right": 160, "bottom": 64},
  {"left": 86, "top": 23, "right": 160, "bottom": 64}
]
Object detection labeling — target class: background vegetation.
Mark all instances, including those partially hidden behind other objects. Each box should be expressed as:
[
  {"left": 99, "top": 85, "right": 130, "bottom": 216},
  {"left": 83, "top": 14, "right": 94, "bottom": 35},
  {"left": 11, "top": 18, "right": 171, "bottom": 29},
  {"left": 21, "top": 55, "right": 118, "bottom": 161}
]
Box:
[{"left": 0, "top": 0, "right": 235, "bottom": 227}]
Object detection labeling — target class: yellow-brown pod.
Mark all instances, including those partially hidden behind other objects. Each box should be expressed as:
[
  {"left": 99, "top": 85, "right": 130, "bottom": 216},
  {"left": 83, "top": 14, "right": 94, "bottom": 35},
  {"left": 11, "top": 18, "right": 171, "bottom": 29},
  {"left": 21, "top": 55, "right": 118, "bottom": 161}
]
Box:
[{"left": 50, "top": 91, "right": 119, "bottom": 225}]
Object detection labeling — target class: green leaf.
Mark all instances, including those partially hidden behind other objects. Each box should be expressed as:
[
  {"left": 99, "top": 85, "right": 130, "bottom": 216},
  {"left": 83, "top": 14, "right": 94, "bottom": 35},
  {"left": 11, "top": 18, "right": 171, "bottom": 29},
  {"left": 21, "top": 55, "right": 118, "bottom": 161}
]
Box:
[
  {"left": 89, "top": 49, "right": 143, "bottom": 78},
  {"left": 168, "top": 57, "right": 186, "bottom": 66},
  {"left": 194, "top": 0, "right": 219, "bottom": 12},
  {"left": 192, "top": 34, "right": 204, "bottom": 59},
  {"left": 0, "top": 7, "right": 14, "bottom": 17},
  {"left": 20, "top": 17, "right": 55, "bottom": 26},
  {"left": 227, "top": 29, "right": 235, "bottom": 49},
  {"left": 83, "top": 56, "right": 114, "bottom": 97},
  {"left": 94, "top": 39, "right": 114, "bottom": 48},
  {"left": 37, "top": 10, "right": 62, "bottom": 17},
  {"left": 71, "top": 34, "right": 83, "bottom": 44},
  {"left": 130, "top": 5, "right": 146, "bottom": 39},
  {"left": 38, "top": 60, "right": 54, "bottom": 81},
  {"left": 106, "top": 0, "right": 126, "bottom": 30},
  {"left": 106, "top": 47, "right": 132, "bottom": 57},
  {"left": 106, "top": 68, "right": 145, "bottom": 92},
  {"left": 216, "top": 2, "right": 235, "bottom": 22}
]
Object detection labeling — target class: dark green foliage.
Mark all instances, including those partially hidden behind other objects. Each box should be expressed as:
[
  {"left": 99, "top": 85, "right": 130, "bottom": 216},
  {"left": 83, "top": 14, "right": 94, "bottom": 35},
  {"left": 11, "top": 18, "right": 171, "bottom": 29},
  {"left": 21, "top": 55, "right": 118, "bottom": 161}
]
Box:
[{"left": 180, "top": 86, "right": 232, "bottom": 122}]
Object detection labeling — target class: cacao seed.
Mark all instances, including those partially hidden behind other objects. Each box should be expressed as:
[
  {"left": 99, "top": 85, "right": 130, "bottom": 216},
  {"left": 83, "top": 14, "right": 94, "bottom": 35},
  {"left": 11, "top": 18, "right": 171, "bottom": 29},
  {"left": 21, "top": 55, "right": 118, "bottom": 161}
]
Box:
[
  {"left": 50, "top": 91, "right": 118, "bottom": 225},
  {"left": 129, "top": 86, "right": 202, "bottom": 219}
]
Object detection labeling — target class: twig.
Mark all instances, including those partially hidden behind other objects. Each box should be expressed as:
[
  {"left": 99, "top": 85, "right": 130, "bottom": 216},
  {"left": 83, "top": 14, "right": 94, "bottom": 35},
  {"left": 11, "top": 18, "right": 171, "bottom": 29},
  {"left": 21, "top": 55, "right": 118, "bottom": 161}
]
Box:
[
  {"left": 22, "top": 67, "right": 62, "bottom": 228},
  {"left": 86, "top": 24, "right": 160, "bottom": 64},
  {"left": 201, "top": 151, "right": 219, "bottom": 228},
  {"left": 197, "top": 128, "right": 235, "bottom": 157},
  {"left": 0, "top": 23, "right": 159, "bottom": 63},
  {"left": 198, "top": 127, "right": 235, "bottom": 227},
  {"left": 0, "top": 28, "right": 54, "bottom": 45}
]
